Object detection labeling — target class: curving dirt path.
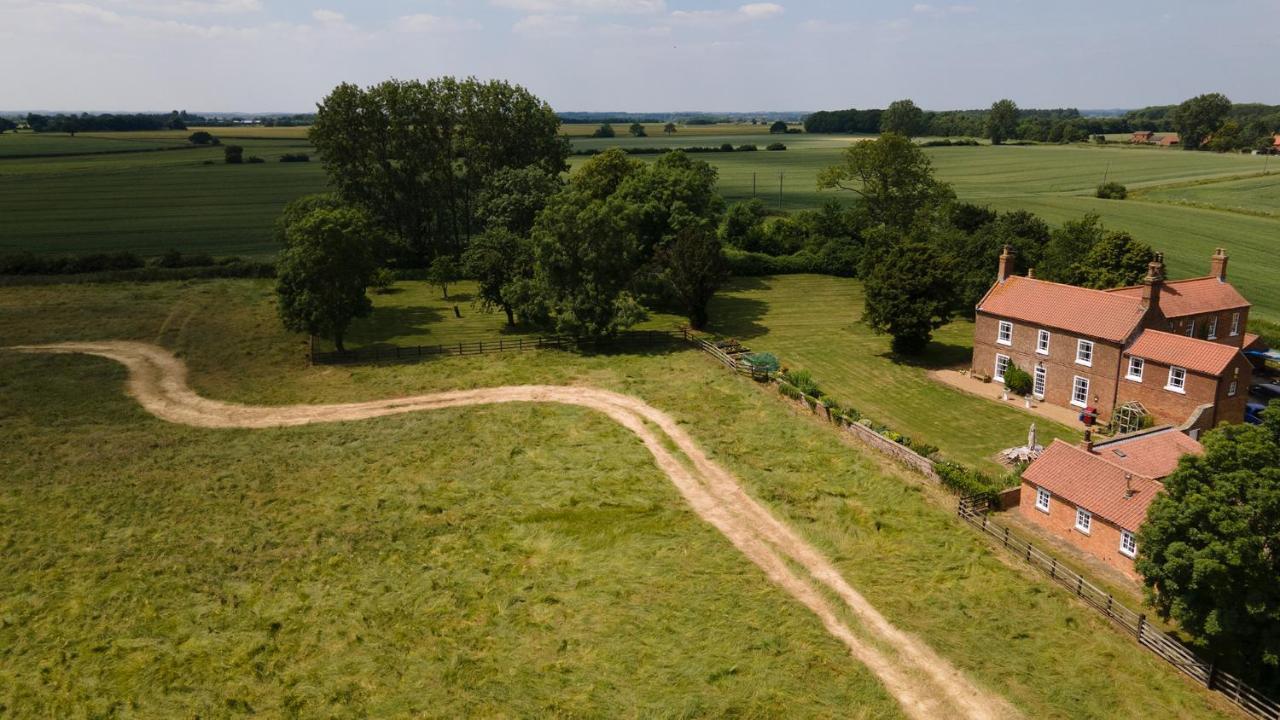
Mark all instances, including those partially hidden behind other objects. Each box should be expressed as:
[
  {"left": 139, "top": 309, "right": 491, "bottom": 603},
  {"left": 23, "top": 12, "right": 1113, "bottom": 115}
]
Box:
[{"left": 11, "top": 341, "right": 1020, "bottom": 720}]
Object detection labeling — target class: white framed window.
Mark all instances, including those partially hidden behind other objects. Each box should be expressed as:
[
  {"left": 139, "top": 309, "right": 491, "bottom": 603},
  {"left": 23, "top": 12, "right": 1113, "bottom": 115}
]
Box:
[
  {"left": 1033, "top": 365, "right": 1047, "bottom": 398},
  {"left": 1075, "top": 507, "right": 1092, "bottom": 534},
  {"left": 997, "top": 320, "right": 1013, "bottom": 346},
  {"left": 1229, "top": 381, "right": 1238, "bottom": 397},
  {"left": 1207, "top": 316, "right": 1218, "bottom": 340},
  {"left": 1071, "top": 376, "right": 1090, "bottom": 408},
  {"left": 1230, "top": 312, "right": 1241, "bottom": 336},
  {"left": 1185, "top": 319, "right": 1195, "bottom": 338},
  {"left": 1076, "top": 339, "right": 1094, "bottom": 367},
  {"left": 1166, "top": 366, "right": 1187, "bottom": 393},
  {"left": 994, "top": 354, "right": 1011, "bottom": 382},
  {"left": 1126, "top": 356, "right": 1144, "bottom": 382},
  {"left": 1035, "top": 486, "right": 1051, "bottom": 513},
  {"left": 1119, "top": 530, "right": 1137, "bottom": 558},
  {"left": 1037, "top": 329, "right": 1051, "bottom": 355}
]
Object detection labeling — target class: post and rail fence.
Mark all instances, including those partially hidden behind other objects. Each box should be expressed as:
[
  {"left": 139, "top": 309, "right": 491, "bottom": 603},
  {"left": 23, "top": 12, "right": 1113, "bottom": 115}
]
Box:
[{"left": 958, "top": 496, "right": 1280, "bottom": 720}]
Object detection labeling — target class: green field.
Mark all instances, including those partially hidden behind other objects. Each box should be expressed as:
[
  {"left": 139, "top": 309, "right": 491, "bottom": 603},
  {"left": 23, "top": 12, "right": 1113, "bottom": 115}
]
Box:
[
  {"left": 0, "top": 277, "right": 1238, "bottom": 718},
  {"left": 2, "top": 126, "right": 1277, "bottom": 320}
]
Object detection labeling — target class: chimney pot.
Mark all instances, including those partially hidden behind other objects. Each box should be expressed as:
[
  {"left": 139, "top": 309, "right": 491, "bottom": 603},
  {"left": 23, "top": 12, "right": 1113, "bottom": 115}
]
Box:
[
  {"left": 1083, "top": 429, "right": 1094, "bottom": 453},
  {"left": 1211, "top": 248, "right": 1229, "bottom": 282},
  {"left": 997, "top": 245, "right": 1014, "bottom": 283}
]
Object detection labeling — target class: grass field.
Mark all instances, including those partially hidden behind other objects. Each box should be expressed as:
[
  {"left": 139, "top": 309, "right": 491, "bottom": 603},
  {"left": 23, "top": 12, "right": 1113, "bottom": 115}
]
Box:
[
  {"left": 2, "top": 125, "right": 1277, "bottom": 319},
  {"left": 0, "top": 277, "right": 1238, "bottom": 718}
]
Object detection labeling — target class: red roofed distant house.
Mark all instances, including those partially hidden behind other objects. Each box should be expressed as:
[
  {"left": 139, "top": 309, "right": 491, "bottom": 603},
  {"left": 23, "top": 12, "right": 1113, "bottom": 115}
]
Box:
[
  {"left": 1156, "top": 133, "right": 1180, "bottom": 147},
  {"left": 972, "top": 247, "right": 1253, "bottom": 435},
  {"left": 1130, "top": 130, "right": 1154, "bottom": 144},
  {"left": 1019, "top": 428, "right": 1202, "bottom": 578}
]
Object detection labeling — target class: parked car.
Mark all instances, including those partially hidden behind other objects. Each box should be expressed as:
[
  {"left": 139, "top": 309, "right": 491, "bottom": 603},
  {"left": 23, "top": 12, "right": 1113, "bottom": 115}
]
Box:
[
  {"left": 1245, "top": 402, "right": 1267, "bottom": 425},
  {"left": 1249, "top": 382, "right": 1280, "bottom": 401}
]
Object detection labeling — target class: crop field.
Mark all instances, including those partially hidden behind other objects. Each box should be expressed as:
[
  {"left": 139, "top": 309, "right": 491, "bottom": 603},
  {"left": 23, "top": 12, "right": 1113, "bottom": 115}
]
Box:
[
  {"left": 0, "top": 277, "right": 1238, "bottom": 718},
  {"left": 2, "top": 125, "right": 1277, "bottom": 318}
]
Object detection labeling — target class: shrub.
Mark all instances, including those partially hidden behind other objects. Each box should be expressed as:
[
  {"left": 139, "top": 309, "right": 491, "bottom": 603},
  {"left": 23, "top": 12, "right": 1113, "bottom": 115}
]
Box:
[
  {"left": 154, "top": 249, "right": 216, "bottom": 269},
  {"left": 736, "top": 144, "right": 758, "bottom": 152},
  {"left": 934, "top": 461, "right": 1000, "bottom": 504},
  {"left": 1003, "top": 363, "right": 1033, "bottom": 396},
  {"left": 370, "top": 267, "right": 396, "bottom": 294},
  {"left": 821, "top": 396, "right": 841, "bottom": 412},
  {"left": 1096, "top": 181, "right": 1127, "bottom": 200},
  {"left": 224, "top": 145, "right": 244, "bottom": 164},
  {"left": 247, "top": 156, "right": 266, "bottom": 164},
  {"left": 766, "top": 142, "right": 786, "bottom": 151},
  {"left": 778, "top": 382, "right": 802, "bottom": 400},
  {"left": 781, "top": 369, "right": 821, "bottom": 397},
  {"left": 913, "top": 443, "right": 940, "bottom": 459},
  {"left": 188, "top": 131, "right": 215, "bottom": 145},
  {"left": 840, "top": 407, "right": 862, "bottom": 423},
  {"left": 279, "top": 153, "right": 310, "bottom": 162},
  {"left": 719, "top": 143, "right": 735, "bottom": 152},
  {"left": 743, "top": 351, "right": 780, "bottom": 374}
]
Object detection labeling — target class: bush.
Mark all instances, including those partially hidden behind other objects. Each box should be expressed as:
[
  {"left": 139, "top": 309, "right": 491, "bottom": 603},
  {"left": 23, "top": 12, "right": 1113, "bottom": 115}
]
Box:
[
  {"left": 1003, "top": 363, "right": 1033, "bottom": 396},
  {"left": 719, "top": 143, "right": 734, "bottom": 152},
  {"left": 247, "top": 156, "right": 266, "bottom": 164},
  {"left": 766, "top": 142, "right": 787, "bottom": 151},
  {"left": 188, "top": 131, "right": 215, "bottom": 145},
  {"left": 736, "top": 144, "right": 758, "bottom": 152},
  {"left": 743, "top": 351, "right": 780, "bottom": 374},
  {"left": 279, "top": 153, "right": 310, "bottom": 163},
  {"left": 223, "top": 145, "right": 244, "bottom": 164},
  {"left": 781, "top": 369, "right": 821, "bottom": 397},
  {"left": 1096, "top": 181, "right": 1127, "bottom": 200},
  {"left": 0, "top": 251, "right": 144, "bottom": 275},
  {"left": 154, "top": 249, "right": 216, "bottom": 269},
  {"left": 370, "top": 267, "right": 396, "bottom": 294},
  {"left": 935, "top": 461, "right": 1000, "bottom": 504},
  {"left": 912, "top": 443, "right": 940, "bottom": 459},
  {"left": 778, "top": 382, "right": 802, "bottom": 400}
]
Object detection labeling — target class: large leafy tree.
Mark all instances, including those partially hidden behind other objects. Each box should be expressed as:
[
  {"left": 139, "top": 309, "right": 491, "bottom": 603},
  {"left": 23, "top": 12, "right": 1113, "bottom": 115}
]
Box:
[
  {"left": 942, "top": 208, "right": 1051, "bottom": 313},
  {"left": 1137, "top": 403, "right": 1280, "bottom": 688},
  {"left": 862, "top": 239, "right": 958, "bottom": 354},
  {"left": 526, "top": 188, "right": 644, "bottom": 339},
  {"left": 476, "top": 166, "right": 563, "bottom": 237},
  {"left": 309, "top": 77, "right": 568, "bottom": 264},
  {"left": 817, "top": 132, "right": 955, "bottom": 231},
  {"left": 656, "top": 225, "right": 728, "bottom": 330},
  {"left": 275, "top": 207, "right": 380, "bottom": 352},
  {"left": 1171, "top": 92, "right": 1232, "bottom": 151},
  {"left": 463, "top": 228, "right": 533, "bottom": 326},
  {"left": 1039, "top": 213, "right": 1106, "bottom": 283},
  {"left": 1068, "top": 231, "right": 1156, "bottom": 289},
  {"left": 987, "top": 99, "right": 1019, "bottom": 145},
  {"left": 880, "top": 99, "right": 925, "bottom": 137},
  {"left": 614, "top": 149, "right": 724, "bottom": 257}
]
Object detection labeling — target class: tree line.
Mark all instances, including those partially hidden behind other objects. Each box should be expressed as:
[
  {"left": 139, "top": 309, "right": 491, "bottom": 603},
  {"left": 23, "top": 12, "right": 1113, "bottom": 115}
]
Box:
[
  {"left": 24, "top": 111, "right": 191, "bottom": 134},
  {"left": 277, "top": 77, "right": 729, "bottom": 351},
  {"left": 806, "top": 94, "right": 1280, "bottom": 150}
]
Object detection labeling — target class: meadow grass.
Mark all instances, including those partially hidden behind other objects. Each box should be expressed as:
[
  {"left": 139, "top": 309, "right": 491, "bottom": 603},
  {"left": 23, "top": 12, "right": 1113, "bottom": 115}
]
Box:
[
  {"left": 0, "top": 278, "right": 1240, "bottom": 718},
  {"left": 1138, "top": 171, "right": 1280, "bottom": 218}
]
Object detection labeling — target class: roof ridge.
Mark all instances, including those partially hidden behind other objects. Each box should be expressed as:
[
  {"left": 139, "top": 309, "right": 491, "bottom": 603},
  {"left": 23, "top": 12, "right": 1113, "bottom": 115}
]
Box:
[{"left": 1047, "top": 439, "right": 1159, "bottom": 480}]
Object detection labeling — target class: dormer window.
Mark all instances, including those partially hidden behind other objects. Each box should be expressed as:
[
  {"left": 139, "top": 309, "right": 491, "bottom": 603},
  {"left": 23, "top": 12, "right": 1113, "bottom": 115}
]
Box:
[
  {"left": 1166, "top": 366, "right": 1187, "bottom": 393},
  {"left": 997, "top": 321, "right": 1013, "bottom": 346},
  {"left": 1076, "top": 339, "right": 1093, "bottom": 367},
  {"left": 1037, "top": 330, "right": 1050, "bottom": 355}
]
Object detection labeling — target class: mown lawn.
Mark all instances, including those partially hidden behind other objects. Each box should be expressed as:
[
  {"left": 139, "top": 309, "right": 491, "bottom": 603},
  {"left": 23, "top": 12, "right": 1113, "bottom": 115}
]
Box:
[{"left": 0, "top": 279, "right": 1238, "bottom": 718}]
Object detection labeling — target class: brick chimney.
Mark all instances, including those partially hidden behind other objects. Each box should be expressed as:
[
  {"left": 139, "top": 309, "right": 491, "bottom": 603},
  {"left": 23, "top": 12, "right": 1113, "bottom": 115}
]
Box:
[
  {"left": 1026, "top": 267, "right": 1036, "bottom": 279},
  {"left": 1082, "top": 429, "right": 1094, "bottom": 453},
  {"left": 997, "top": 245, "right": 1014, "bottom": 283},
  {"left": 1210, "top": 247, "right": 1229, "bottom": 282},
  {"left": 1142, "top": 252, "right": 1165, "bottom": 314}
]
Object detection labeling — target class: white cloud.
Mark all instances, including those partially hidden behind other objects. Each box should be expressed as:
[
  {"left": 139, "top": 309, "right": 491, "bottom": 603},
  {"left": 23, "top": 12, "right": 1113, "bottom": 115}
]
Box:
[
  {"left": 671, "top": 3, "right": 783, "bottom": 24},
  {"left": 912, "top": 4, "right": 977, "bottom": 18},
  {"left": 311, "top": 9, "right": 345, "bottom": 25},
  {"left": 493, "top": 0, "right": 664, "bottom": 14},
  {"left": 394, "top": 14, "right": 482, "bottom": 33},
  {"left": 512, "top": 13, "right": 582, "bottom": 35},
  {"left": 103, "top": 0, "right": 263, "bottom": 15}
]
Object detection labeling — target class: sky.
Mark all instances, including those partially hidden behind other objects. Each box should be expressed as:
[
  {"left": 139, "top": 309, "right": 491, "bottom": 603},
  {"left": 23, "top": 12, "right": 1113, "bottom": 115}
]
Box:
[{"left": 2, "top": 0, "right": 1278, "bottom": 113}]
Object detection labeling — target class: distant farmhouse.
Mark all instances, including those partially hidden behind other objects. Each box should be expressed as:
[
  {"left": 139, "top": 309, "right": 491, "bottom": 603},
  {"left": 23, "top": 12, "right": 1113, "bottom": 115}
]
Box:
[
  {"left": 1130, "top": 130, "right": 1180, "bottom": 147},
  {"left": 1129, "top": 130, "right": 1153, "bottom": 143},
  {"left": 972, "top": 248, "right": 1255, "bottom": 436}
]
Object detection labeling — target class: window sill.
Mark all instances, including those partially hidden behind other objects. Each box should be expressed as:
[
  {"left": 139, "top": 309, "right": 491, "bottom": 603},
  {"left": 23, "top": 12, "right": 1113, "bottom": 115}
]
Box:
[
  {"left": 1075, "top": 360, "right": 1092, "bottom": 368},
  {"left": 1036, "top": 349, "right": 1049, "bottom": 356},
  {"left": 996, "top": 339, "right": 1012, "bottom": 347},
  {"left": 1125, "top": 375, "right": 1143, "bottom": 383},
  {"left": 1075, "top": 526, "right": 1091, "bottom": 536},
  {"left": 1070, "top": 400, "right": 1087, "bottom": 409},
  {"left": 1035, "top": 505, "right": 1050, "bottom": 514},
  {"left": 1119, "top": 550, "right": 1136, "bottom": 559},
  {"left": 1165, "top": 385, "right": 1186, "bottom": 394}
]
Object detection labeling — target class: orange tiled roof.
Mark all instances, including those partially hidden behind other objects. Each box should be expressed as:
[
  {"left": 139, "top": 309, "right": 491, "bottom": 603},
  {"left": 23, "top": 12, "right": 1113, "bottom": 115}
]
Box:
[
  {"left": 1092, "top": 428, "right": 1205, "bottom": 479},
  {"left": 1109, "top": 277, "right": 1249, "bottom": 318},
  {"left": 977, "top": 276, "right": 1147, "bottom": 343},
  {"left": 1125, "top": 329, "right": 1243, "bottom": 376},
  {"left": 1023, "top": 437, "right": 1196, "bottom": 531},
  {"left": 1244, "top": 332, "right": 1264, "bottom": 350}
]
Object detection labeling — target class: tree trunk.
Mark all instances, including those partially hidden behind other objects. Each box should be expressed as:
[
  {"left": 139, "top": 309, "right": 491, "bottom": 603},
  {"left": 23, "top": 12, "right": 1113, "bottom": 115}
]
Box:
[
  {"left": 334, "top": 332, "right": 346, "bottom": 353},
  {"left": 689, "top": 304, "right": 709, "bottom": 331},
  {"left": 442, "top": 284, "right": 449, "bottom": 300},
  {"left": 504, "top": 304, "right": 515, "bottom": 326}
]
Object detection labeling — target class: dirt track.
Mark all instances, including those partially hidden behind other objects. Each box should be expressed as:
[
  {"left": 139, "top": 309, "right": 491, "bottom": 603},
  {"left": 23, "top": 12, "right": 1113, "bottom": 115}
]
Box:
[{"left": 13, "top": 341, "right": 1020, "bottom": 720}]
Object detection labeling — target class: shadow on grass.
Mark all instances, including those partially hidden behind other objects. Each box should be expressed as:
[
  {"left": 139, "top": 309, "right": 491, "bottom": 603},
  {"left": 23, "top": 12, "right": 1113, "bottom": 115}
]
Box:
[
  {"left": 706, "top": 294, "right": 771, "bottom": 340},
  {"left": 877, "top": 340, "right": 973, "bottom": 370}
]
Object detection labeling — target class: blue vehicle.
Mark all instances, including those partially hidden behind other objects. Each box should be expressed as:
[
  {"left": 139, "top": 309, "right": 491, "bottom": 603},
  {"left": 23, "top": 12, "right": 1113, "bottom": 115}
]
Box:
[{"left": 1245, "top": 402, "right": 1267, "bottom": 425}]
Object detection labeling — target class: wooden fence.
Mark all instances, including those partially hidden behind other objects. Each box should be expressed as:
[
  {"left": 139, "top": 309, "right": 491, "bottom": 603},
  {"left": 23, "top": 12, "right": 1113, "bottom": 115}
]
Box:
[
  {"left": 310, "top": 330, "right": 686, "bottom": 365},
  {"left": 958, "top": 497, "right": 1280, "bottom": 720}
]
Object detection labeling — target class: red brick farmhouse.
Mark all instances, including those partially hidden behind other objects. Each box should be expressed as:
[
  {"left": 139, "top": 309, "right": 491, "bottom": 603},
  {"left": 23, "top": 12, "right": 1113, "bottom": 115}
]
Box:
[{"left": 972, "top": 248, "right": 1253, "bottom": 435}]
